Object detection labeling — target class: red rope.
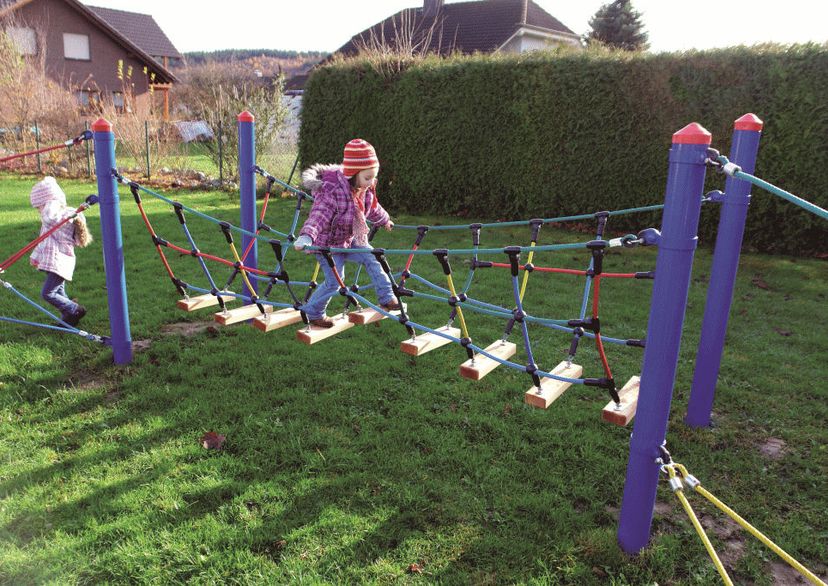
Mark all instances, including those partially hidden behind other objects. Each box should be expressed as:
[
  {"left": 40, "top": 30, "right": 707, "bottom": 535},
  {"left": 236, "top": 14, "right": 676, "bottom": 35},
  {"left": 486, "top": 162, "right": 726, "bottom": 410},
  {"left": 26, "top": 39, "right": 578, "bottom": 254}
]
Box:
[
  {"left": 134, "top": 199, "right": 176, "bottom": 282},
  {"left": 0, "top": 205, "right": 87, "bottom": 270},
  {"left": 489, "top": 262, "right": 635, "bottom": 278},
  {"left": 167, "top": 242, "right": 271, "bottom": 277},
  {"left": 0, "top": 142, "right": 71, "bottom": 165},
  {"left": 240, "top": 188, "right": 272, "bottom": 263},
  {"left": 592, "top": 276, "right": 613, "bottom": 379}
]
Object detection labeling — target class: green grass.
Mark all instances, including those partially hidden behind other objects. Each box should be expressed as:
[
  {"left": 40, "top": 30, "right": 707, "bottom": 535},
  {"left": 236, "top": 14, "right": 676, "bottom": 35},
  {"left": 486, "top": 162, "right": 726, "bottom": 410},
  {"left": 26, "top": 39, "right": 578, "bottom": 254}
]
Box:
[{"left": 0, "top": 173, "right": 826, "bottom": 585}]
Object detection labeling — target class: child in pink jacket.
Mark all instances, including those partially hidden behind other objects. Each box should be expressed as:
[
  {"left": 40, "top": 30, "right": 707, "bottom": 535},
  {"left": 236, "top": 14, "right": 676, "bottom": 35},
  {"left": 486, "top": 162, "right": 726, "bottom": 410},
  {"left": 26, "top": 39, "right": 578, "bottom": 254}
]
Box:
[{"left": 29, "top": 177, "right": 92, "bottom": 326}]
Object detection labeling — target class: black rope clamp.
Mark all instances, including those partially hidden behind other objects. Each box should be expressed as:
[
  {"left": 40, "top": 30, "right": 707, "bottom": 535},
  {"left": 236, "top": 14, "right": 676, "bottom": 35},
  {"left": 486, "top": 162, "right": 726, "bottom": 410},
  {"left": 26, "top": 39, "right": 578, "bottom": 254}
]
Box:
[
  {"left": 368, "top": 224, "right": 380, "bottom": 242},
  {"left": 219, "top": 221, "right": 234, "bottom": 244},
  {"left": 371, "top": 248, "right": 394, "bottom": 276},
  {"left": 626, "top": 338, "right": 646, "bottom": 348},
  {"left": 504, "top": 246, "right": 521, "bottom": 277},
  {"left": 152, "top": 235, "right": 168, "bottom": 247},
  {"left": 469, "top": 223, "right": 482, "bottom": 247},
  {"left": 526, "top": 364, "right": 541, "bottom": 389},
  {"left": 338, "top": 286, "right": 348, "bottom": 297},
  {"left": 568, "top": 317, "right": 600, "bottom": 334},
  {"left": 529, "top": 218, "right": 543, "bottom": 242},
  {"left": 587, "top": 240, "right": 606, "bottom": 276},
  {"left": 448, "top": 295, "right": 459, "bottom": 307},
  {"left": 129, "top": 183, "right": 142, "bottom": 204},
  {"left": 396, "top": 286, "right": 414, "bottom": 297},
  {"left": 264, "top": 176, "right": 275, "bottom": 193},
  {"left": 350, "top": 284, "right": 360, "bottom": 293},
  {"left": 594, "top": 211, "right": 610, "bottom": 239},
  {"left": 523, "top": 263, "right": 535, "bottom": 273},
  {"left": 433, "top": 249, "right": 452, "bottom": 275},
  {"left": 172, "top": 201, "right": 186, "bottom": 224},
  {"left": 635, "top": 271, "right": 655, "bottom": 280},
  {"left": 512, "top": 308, "right": 525, "bottom": 323},
  {"left": 471, "top": 259, "right": 493, "bottom": 269},
  {"left": 258, "top": 221, "right": 272, "bottom": 232},
  {"left": 294, "top": 193, "right": 306, "bottom": 211},
  {"left": 172, "top": 277, "right": 187, "bottom": 296},
  {"left": 84, "top": 194, "right": 99, "bottom": 207},
  {"left": 585, "top": 377, "right": 620, "bottom": 404},
  {"left": 269, "top": 239, "right": 283, "bottom": 262},
  {"left": 75, "top": 129, "right": 93, "bottom": 143},
  {"left": 415, "top": 225, "right": 429, "bottom": 246},
  {"left": 319, "top": 248, "right": 335, "bottom": 268},
  {"left": 568, "top": 326, "right": 585, "bottom": 357}
]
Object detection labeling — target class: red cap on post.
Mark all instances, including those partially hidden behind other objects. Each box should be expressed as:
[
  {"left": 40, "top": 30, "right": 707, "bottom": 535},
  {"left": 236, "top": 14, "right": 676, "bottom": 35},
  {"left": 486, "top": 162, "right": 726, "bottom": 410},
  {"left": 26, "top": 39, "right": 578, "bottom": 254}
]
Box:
[
  {"left": 91, "top": 118, "right": 112, "bottom": 132},
  {"left": 734, "top": 113, "right": 763, "bottom": 131},
  {"left": 237, "top": 111, "right": 254, "bottom": 122},
  {"left": 672, "top": 122, "right": 712, "bottom": 145}
]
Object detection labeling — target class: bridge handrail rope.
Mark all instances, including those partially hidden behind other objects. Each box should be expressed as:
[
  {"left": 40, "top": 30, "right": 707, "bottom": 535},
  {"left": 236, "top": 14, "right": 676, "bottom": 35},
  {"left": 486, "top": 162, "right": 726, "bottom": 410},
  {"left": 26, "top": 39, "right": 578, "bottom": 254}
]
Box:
[
  {"left": 666, "top": 461, "right": 827, "bottom": 586},
  {"left": 714, "top": 153, "right": 828, "bottom": 221},
  {"left": 0, "top": 130, "right": 92, "bottom": 165}
]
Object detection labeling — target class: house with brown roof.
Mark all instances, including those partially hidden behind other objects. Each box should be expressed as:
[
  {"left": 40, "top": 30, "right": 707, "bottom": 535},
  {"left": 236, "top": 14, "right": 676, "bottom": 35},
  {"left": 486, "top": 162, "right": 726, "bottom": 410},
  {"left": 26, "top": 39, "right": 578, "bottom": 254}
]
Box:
[
  {"left": 1, "top": 0, "right": 180, "bottom": 118},
  {"left": 337, "top": 0, "right": 581, "bottom": 58}
]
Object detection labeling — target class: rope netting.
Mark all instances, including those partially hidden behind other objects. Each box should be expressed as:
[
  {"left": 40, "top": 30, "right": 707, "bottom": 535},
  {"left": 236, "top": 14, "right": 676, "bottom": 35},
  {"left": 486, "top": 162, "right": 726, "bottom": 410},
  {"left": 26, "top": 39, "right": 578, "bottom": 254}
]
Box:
[
  {"left": 0, "top": 195, "right": 108, "bottom": 344},
  {"left": 118, "top": 167, "right": 666, "bottom": 404},
  {"left": 0, "top": 130, "right": 92, "bottom": 165}
]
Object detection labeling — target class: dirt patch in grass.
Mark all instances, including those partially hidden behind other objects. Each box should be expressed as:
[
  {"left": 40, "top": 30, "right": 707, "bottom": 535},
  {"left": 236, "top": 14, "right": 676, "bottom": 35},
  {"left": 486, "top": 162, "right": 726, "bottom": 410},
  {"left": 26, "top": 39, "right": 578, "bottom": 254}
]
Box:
[
  {"left": 67, "top": 370, "right": 108, "bottom": 391},
  {"left": 759, "top": 437, "right": 787, "bottom": 459},
  {"left": 159, "top": 321, "right": 216, "bottom": 337},
  {"left": 132, "top": 339, "right": 152, "bottom": 352}
]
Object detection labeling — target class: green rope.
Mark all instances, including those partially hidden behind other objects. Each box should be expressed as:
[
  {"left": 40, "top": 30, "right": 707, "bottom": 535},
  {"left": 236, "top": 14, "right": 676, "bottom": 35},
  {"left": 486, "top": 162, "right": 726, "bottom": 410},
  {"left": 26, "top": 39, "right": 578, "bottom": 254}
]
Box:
[{"left": 717, "top": 155, "right": 828, "bottom": 221}]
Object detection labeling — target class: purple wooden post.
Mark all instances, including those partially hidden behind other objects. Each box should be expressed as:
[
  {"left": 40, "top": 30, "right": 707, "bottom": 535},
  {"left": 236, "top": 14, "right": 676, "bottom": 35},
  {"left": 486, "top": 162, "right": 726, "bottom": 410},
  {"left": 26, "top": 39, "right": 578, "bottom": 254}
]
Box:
[
  {"left": 618, "top": 122, "right": 711, "bottom": 553},
  {"left": 686, "top": 114, "right": 763, "bottom": 428},
  {"left": 237, "top": 111, "right": 257, "bottom": 298},
  {"left": 91, "top": 118, "right": 132, "bottom": 364}
]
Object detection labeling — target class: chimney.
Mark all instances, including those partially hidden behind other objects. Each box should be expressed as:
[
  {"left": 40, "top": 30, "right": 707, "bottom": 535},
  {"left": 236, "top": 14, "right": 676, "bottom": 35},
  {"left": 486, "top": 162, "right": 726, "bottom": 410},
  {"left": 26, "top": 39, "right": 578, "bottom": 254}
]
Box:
[{"left": 423, "top": 0, "right": 444, "bottom": 17}]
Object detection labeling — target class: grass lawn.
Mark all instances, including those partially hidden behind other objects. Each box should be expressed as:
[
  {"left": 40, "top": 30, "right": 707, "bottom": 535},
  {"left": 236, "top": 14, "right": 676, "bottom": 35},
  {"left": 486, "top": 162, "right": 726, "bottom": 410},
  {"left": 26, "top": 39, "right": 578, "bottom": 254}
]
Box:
[{"left": 0, "top": 172, "right": 826, "bottom": 584}]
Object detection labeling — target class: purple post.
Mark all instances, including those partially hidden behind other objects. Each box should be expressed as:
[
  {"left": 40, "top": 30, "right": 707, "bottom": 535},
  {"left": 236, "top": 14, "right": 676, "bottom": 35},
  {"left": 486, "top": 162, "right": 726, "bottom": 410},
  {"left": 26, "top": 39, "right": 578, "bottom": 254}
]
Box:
[
  {"left": 91, "top": 118, "right": 132, "bottom": 364},
  {"left": 618, "top": 122, "right": 711, "bottom": 553},
  {"left": 238, "top": 111, "right": 257, "bottom": 298},
  {"left": 686, "top": 114, "right": 764, "bottom": 427}
]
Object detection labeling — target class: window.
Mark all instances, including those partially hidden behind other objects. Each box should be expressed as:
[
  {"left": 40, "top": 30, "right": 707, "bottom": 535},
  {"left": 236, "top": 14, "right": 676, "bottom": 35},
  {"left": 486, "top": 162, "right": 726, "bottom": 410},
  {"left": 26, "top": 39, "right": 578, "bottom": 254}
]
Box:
[
  {"left": 63, "top": 33, "right": 90, "bottom": 60},
  {"left": 77, "top": 90, "right": 101, "bottom": 112},
  {"left": 112, "top": 91, "right": 124, "bottom": 112},
  {"left": 7, "top": 26, "right": 37, "bottom": 55}
]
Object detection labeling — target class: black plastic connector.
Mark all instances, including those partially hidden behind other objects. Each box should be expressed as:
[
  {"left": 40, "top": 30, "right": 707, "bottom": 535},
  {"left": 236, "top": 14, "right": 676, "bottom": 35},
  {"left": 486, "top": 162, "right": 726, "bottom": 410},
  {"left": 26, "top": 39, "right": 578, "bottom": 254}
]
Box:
[
  {"left": 368, "top": 224, "right": 380, "bottom": 242},
  {"left": 471, "top": 260, "right": 493, "bottom": 269},
  {"left": 567, "top": 317, "right": 600, "bottom": 334},
  {"left": 338, "top": 286, "right": 348, "bottom": 297},
  {"left": 512, "top": 308, "right": 525, "bottom": 322},
  {"left": 258, "top": 221, "right": 272, "bottom": 232},
  {"left": 219, "top": 221, "right": 233, "bottom": 244},
  {"left": 129, "top": 183, "right": 142, "bottom": 204},
  {"left": 269, "top": 239, "right": 283, "bottom": 262},
  {"left": 626, "top": 338, "right": 646, "bottom": 348},
  {"left": 635, "top": 271, "right": 655, "bottom": 280},
  {"left": 433, "top": 249, "right": 452, "bottom": 275},
  {"left": 469, "top": 223, "right": 481, "bottom": 247},
  {"left": 152, "top": 235, "right": 168, "bottom": 247},
  {"left": 504, "top": 246, "right": 521, "bottom": 277},
  {"left": 524, "top": 263, "right": 535, "bottom": 273},
  {"left": 415, "top": 225, "right": 429, "bottom": 246},
  {"left": 172, "top": 201, "right": 186, "bottom": 224},
  {"left": 594, "top": 210, "right": 610, "bottom": 238},
  {"left": 529, "top": 218, "right": 543, "bottom": 242}
]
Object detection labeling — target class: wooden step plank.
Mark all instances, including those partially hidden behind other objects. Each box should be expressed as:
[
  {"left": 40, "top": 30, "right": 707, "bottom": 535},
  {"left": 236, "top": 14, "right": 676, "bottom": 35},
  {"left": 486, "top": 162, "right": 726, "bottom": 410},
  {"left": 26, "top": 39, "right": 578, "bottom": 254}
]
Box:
[
  {"left": 348, "top": 304, "right": 406, "bottom": 325},
  {"left": 400, "top": 326, "right": 461, "bottom": 356},
  {"left": 177, "top": 292, "right": 236, "bottom": 312},
  {"left": 524, "top": 361, "right": 583, "bottom": 409},
  {"left": 601, "top": 376, "right": 641, "bottom": 426},
  {"left": 252, "top": 308, "right": 303, "bottom": 332},
  {"left": 214, "top": 303, "right": 271, "bottom": 325},
  {"left": 296, "top": 313, "right": 355, "bottom": 345},
  {"left": 459, "top": 340, "right": 517, "bottom": 380}
]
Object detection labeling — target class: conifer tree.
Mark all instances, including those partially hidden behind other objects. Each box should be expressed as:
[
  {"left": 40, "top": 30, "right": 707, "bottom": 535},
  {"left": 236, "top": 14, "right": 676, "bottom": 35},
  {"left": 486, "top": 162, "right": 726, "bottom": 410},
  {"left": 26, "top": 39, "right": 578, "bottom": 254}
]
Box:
[{"left": 585, "top": 0, "right": 649, "bottom": 51}]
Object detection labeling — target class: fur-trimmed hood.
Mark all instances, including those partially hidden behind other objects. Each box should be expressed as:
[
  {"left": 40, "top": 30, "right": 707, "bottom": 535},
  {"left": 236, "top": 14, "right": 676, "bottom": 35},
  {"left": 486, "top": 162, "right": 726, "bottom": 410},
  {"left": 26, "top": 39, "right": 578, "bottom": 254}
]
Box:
[{"left": 301, "top": 163, "right": 345, "bottom": 194}]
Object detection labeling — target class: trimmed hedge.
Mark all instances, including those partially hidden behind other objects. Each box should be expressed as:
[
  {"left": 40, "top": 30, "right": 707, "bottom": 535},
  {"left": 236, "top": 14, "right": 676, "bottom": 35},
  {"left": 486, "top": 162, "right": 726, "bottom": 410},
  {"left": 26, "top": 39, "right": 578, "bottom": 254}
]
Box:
[{"left": 299, "top": 46, "right": 828, "bottom": 254}]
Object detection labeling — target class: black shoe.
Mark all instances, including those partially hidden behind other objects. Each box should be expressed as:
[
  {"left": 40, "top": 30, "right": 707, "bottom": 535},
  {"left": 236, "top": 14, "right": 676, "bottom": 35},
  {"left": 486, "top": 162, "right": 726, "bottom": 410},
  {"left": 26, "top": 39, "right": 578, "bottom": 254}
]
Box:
[
  {"left": 381, "top": 301, "right": 402, "bottom": 312},
  {"left": 64, "top": 305, "right": 86, "bottom": 327}
]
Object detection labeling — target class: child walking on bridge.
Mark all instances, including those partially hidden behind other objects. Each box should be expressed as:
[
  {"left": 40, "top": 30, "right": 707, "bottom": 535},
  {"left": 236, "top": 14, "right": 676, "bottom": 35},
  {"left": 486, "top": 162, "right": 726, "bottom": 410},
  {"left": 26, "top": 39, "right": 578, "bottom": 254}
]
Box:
[{"left": 293, "top": 139, "right": 399, "bottom": 328}]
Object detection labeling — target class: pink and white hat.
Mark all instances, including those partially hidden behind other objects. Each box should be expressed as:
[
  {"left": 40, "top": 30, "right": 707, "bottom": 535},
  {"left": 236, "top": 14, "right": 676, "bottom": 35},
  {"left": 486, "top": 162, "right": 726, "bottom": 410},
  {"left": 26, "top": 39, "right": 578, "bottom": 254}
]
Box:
[{"left": 30, "top": 176, "right": 67, "bottom": 208}]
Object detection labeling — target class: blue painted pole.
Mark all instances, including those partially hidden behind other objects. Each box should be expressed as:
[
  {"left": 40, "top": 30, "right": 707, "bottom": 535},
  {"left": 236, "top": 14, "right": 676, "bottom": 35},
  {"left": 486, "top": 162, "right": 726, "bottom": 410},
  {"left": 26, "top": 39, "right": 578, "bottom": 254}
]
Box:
[
  {"left": 238, "top": 111, "right": 257, "bottom": 299},
  {"left": 617, "top": 122, "right": 711, "bottom": 553},
  {"left": 91, "top": 118, "right": 132, "bottom": 364},
  {"left": 686, "top": 114, "right": 764, "bottom": 428}
]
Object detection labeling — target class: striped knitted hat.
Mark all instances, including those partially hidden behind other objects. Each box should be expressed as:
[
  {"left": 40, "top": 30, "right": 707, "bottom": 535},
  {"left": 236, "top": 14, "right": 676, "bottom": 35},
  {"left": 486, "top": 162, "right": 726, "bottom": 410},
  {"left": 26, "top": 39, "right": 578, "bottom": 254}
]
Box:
[
  {"left": 30, "top": 176, "right": 67, "bottom": 208},
  {"left": 342, "top": 139, "right": 379, "bottom": 179}
]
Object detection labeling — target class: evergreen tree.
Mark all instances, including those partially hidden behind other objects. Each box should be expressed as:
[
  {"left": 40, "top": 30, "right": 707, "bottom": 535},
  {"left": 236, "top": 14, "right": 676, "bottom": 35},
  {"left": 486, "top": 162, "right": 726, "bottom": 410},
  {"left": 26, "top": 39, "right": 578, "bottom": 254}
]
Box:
[{"left": 585, "top": 0, "right": 649, "bottom": 51}]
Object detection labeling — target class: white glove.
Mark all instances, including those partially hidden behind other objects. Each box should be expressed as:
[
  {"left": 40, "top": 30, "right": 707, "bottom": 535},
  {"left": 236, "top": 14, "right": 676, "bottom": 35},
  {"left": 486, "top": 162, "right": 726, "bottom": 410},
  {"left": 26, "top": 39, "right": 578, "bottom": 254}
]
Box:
[{"left": 294, "top": 234, "right": 313, "bottom": 251}]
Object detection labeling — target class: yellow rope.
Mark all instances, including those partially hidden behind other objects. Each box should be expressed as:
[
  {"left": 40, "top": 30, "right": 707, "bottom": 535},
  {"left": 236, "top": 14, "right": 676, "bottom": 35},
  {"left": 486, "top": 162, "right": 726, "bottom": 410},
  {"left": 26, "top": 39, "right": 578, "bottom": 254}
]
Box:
[
  {"left": 227, "top": 241, "right": 259, "bottom": 303},
  {"left": 310, "top": 261, "right": 320, "bottom": 284},
  {"left": 674, "top": 464, "right": 826, "bottom": 586},
  {"left": 665, "top": 465, "right": 734, "bottom": 585},
  {"left": 445, "top": 273, "right": 470, "bottom": 340},
  {"left": 518, "top": 241, "right": 536, "bottom": 302}
]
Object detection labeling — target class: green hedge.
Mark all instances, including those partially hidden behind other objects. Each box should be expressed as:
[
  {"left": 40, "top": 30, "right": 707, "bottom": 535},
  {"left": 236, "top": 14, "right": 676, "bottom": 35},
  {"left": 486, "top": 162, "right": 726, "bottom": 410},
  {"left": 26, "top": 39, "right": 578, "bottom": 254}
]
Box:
[{"left": 299, "top": 45, "right": 828, "bottom": 255}]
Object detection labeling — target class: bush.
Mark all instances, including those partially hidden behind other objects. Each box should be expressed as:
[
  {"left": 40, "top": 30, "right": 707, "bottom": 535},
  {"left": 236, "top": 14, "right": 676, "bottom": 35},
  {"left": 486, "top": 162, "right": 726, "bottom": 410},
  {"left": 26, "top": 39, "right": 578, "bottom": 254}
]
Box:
[{"left": 300, "top": 45, "right": 828, "bottom": 255}]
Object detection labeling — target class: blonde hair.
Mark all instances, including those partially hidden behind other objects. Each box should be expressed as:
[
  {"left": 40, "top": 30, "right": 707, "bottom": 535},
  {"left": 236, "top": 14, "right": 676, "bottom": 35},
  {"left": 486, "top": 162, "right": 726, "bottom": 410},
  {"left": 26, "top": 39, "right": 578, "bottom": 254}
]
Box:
[{"left": 73, "top": 214, "right": 93, "bottom": 248}]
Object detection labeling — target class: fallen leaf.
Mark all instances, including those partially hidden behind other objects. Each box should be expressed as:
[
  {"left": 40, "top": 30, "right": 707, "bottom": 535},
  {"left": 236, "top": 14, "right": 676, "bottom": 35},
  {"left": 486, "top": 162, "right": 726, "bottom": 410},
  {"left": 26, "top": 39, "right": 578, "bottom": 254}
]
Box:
[
  {"left": 407, "top": 562, "right": 423, "bottom": 574},
  {"left": 502, "top": 403, "right": 513, "bottom": 416},
  {"left": 274, "top": 540, "right": 287, "bottom": 550},
  {"left": 773, "top": 328, "right": 793, "bottom": 337},
  {"left": 201, "top": 431, "right": 225, "bottom": 450},
  {"left": 751, "top": 276, "right": 770, "bottom": 290}
]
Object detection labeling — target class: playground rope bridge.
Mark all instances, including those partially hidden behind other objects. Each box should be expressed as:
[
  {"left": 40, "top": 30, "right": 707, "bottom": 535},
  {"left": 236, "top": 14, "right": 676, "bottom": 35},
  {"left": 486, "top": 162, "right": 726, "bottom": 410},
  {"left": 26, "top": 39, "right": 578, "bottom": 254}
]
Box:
[{"left": 2, "top": 113, "right": 827, "bottom": 574}]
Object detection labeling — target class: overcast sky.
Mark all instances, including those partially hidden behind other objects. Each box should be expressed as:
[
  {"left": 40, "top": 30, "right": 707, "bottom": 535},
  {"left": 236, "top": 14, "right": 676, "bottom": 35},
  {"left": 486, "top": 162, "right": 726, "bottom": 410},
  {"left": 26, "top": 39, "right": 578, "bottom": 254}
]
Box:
[{"left": 85, "top": 0, "right": 826, "bottom": 54}]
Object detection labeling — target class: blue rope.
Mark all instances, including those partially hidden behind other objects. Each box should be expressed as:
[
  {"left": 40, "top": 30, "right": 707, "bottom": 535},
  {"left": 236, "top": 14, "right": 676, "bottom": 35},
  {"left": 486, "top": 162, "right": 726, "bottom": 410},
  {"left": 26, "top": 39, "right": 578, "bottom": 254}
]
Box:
[
  {"left": 179, "top": 222, "right": 221, "bottom": 293},
  {"left": 306, "top": 241, "right": 589, "bottom": 256}
]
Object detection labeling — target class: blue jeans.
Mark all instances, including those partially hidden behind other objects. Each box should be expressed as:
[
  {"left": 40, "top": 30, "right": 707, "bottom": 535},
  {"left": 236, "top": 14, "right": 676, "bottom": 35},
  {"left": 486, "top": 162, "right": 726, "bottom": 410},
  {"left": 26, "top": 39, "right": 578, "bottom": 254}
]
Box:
[
  {"left": 302, "top": 246, "right": 395, "bottom": 320},
  {"left": 41, "top": 271, "right": 80, "bottom": 318}
]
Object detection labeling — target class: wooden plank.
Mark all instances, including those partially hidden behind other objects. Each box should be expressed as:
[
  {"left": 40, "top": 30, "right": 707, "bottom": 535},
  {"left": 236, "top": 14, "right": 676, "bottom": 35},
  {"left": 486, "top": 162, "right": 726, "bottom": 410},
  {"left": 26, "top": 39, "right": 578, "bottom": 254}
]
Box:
[
  {"left": 252, "top": 308, "right": 303, "bottom": 332},
  {"left": 524, "top": 361, "right": 583, "bottom": 409},
  {"left": 348, "top": 304, "right": 406, "bottom": 325},
  {"left": 214, "top": 303, "right": 271, "bottom": 325},
  {"left": 459, "top": 340, "right": 517, "bottom": 380},
  {"left": 601, "top": 376, "right": 641, "bottom": 426},
  {"left": 400, "top": 326, "right": 461, "bottom": 356},
  {"left": 177, "top": 292, "right": 236, "bottom": 312},
  {"left": 295, "top": 313, "right": 355, "bottom": 345}
]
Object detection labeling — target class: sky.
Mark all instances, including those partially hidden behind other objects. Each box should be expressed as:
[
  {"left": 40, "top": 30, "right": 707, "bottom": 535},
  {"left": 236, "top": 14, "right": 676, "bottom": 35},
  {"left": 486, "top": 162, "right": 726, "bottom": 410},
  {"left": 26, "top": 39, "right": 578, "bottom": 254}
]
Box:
[{"left": 84, "top": 0, "right": 827, "bottom": 55}]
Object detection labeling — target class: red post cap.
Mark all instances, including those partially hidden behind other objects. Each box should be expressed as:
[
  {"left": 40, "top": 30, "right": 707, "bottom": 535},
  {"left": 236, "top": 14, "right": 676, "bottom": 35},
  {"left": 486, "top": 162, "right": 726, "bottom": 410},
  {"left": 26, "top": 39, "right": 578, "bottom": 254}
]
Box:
[
  {"left": 91, "top": 118, "right": 112, "bottom": 132},
  {"left": 672, "top": 122, "right": 712, "bottom": 145},
  {"left": 237, "top": 111, "right": 255, "bottom": 122},
  {"left": 734, "top": 113, "right": 763, "bottom": 131}
]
